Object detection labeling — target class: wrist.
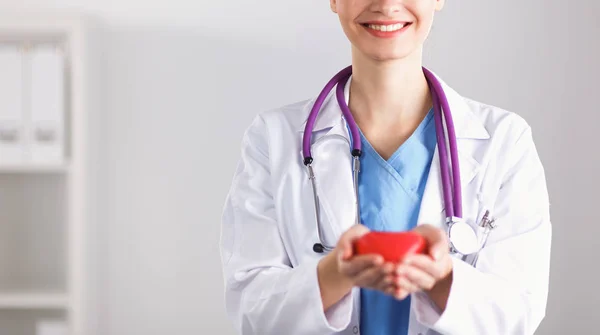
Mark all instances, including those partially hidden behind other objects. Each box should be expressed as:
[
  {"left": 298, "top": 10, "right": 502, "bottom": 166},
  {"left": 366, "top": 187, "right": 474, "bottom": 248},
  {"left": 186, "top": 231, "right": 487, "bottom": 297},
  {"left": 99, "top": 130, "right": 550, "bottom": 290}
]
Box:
[
  {"left": 427, "top": 270, "right": 453, "bottom": 311},
  {"left": 317, "top": 251, "right": 354, "bottom": 311},
  {"left": 318, "top": 251, "right": 352, "bottom": 287}
]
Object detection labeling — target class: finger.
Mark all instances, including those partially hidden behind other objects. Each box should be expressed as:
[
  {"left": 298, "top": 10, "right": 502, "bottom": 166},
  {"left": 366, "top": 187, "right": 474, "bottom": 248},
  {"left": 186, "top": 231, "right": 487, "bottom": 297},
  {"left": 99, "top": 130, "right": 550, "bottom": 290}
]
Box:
[
  {"left": 409, "top": 253, "right": 453, "bottom": 281},
  {"left": 354, "top": 264, "right": 387, "bottom": 288},
  {"left": 375, "top": 274, "right": 395, "bottom": 293},
  {"left": 402, "top": 254, "right": 442, "bottom": 279},
  {"left": 414, "top": 224, "right": 448, "bottom": 260},
  {"left": 338, "top": 236, "right": 354, "bottom": 261},
  {"left": 430, "top": 240, "right": 449, "bottom": 262},
  {"left": 372, "top": 262, "right": 396, "bottom": 278},
  {"left": 394, "top": 275, "right": 420, "bottom": 296},
  {"left": 393, "top": 285, "right": 411, "bottom": 300},
  {"left": 339, "top": 254, "right": 383, "bottom": 277},
  {"left": 339, "top": 225, "right": 370, "bottom": 260},
  {"left": 371, "top": 263, "right": 395, "bottom": 291},
  {"left": 397, "top": 264, "right": 436, "bottom": 291},
  {"left": 354, "top": 261, "right": 395, "bottom": 288}
]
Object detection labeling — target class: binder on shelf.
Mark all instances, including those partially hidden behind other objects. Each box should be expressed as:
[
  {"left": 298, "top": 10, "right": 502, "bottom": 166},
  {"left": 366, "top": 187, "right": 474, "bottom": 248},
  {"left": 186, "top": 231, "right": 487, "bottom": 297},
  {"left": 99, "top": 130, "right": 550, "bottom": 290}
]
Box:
[
  {"left": 0, "top": 44, "right": 25, "bottom": 165},
  {"left": 28, "top": 44, "right": 66, "bottom": 165}
]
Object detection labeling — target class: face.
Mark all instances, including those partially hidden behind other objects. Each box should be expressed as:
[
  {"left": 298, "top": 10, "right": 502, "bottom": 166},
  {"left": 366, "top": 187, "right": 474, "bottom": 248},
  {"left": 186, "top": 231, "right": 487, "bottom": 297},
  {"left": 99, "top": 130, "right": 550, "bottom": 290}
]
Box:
[{"left": 330, "top": 0, "right": 445, "bottom": 62}]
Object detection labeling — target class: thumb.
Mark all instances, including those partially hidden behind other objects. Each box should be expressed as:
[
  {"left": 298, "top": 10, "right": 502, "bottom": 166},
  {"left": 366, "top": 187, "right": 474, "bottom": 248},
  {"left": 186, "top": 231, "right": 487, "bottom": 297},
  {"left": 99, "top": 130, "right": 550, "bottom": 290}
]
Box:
[
  {"left": 338, "top": 224, "right": 370, "bottom": 261},
  {"left": 414, "top": 224, "right": 447, "bottom": 260}
]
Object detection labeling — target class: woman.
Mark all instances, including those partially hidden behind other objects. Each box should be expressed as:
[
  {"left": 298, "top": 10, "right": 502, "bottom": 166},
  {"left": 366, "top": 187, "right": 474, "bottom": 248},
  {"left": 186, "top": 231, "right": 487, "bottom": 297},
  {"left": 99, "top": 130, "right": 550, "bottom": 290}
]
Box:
[{"left": 220, "top": 0, "right": 551, "bottom": 334}]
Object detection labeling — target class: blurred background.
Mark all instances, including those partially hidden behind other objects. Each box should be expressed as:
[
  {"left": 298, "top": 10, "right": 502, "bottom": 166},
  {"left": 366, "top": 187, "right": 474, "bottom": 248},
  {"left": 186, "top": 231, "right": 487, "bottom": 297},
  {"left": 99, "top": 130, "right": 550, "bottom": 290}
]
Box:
[{"left": 0, "top": 1, "right": 597, "bottom": 334}]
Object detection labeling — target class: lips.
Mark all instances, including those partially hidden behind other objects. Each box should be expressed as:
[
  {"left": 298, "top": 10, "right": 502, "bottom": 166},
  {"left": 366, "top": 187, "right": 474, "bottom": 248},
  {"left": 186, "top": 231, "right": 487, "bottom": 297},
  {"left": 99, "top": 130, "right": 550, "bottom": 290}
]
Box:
[{"left": 360, "top": 21, "right": 413, "bottom": 38}]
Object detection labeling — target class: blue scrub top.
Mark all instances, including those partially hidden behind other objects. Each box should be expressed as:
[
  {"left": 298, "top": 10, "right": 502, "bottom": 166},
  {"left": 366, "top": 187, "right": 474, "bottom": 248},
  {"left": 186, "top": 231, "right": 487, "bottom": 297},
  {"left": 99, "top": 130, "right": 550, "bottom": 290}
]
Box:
[{"left": 349, "top": 109, "right": 437, "bottom": 335}]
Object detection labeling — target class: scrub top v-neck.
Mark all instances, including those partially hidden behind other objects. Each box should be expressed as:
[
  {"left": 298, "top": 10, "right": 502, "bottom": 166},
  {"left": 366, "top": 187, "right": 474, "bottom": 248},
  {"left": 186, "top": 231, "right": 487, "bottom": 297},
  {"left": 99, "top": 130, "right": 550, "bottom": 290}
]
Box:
[{"left": 348, "top": 109, "right": 437, "bottom": 335}]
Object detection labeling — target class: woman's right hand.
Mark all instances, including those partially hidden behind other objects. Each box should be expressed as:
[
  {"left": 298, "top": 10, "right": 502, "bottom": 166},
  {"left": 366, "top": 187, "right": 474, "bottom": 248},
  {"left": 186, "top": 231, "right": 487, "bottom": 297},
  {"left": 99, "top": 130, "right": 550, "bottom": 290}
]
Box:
[
  {"left": 317, "top": 224, "right": 397, "bottom": 311},
  {"left": 335, "top": 224, "right": 396, "bottom": 293}
]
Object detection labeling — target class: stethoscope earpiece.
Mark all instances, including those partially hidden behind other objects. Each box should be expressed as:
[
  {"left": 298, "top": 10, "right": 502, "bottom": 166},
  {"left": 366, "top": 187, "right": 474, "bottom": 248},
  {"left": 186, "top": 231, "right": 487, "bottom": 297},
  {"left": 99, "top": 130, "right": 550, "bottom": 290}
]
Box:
[{"left": 312, "top": 243, "right": 325, "bottom": 253}]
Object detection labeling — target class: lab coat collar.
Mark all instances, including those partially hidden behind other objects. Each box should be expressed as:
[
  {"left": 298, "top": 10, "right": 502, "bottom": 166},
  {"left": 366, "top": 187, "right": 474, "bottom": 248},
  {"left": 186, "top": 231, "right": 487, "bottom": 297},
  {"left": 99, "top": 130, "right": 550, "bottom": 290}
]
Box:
[
  {"left": 296, "top": 68, "right": 490, "bottom": 230},
  {"left": 297, "top": 69, "right": 490, "bottom": 141}
]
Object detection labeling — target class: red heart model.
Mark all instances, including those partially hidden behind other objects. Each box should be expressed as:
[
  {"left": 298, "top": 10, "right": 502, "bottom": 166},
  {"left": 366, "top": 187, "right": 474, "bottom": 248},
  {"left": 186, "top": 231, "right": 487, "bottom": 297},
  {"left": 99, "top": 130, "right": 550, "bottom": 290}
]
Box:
[{"left": 353, "top": 231, "right": 427, "bottom": 263}]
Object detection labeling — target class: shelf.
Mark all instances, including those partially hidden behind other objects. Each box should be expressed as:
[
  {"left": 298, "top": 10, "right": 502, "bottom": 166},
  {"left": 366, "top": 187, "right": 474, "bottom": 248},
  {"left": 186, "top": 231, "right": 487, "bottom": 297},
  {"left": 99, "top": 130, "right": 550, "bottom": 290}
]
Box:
[
  {"left": 0, "top": 292, "right": 68, "bottom": 309},
  {"left": 0, "top": 309, "right": 66, "bottom": 335},
  {"left": 0, "top": 173, "right": 67, "bottom": 293},
  {"left": 0, "top": 163, "right": 70, "bottom": 174}
]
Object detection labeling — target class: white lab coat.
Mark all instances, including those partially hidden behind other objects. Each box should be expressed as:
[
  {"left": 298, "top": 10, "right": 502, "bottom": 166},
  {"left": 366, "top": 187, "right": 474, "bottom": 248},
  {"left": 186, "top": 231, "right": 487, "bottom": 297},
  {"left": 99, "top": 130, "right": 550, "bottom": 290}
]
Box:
[{"left": 220, "top": 72, "right": 551, "bottom": 335}]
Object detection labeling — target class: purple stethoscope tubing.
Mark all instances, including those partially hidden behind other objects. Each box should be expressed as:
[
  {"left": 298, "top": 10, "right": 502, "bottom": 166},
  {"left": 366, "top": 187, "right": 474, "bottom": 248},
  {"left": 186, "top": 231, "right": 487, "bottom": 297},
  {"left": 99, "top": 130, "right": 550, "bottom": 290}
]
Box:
[
  {"left": 424, "top": 67, "right": 462, "bottom": 219},
  {"left": 302, "top": 65, "right": 462, "bottom": 221},
  {"left": 302, "top": 65, "right": 361, "bottom": 165}
]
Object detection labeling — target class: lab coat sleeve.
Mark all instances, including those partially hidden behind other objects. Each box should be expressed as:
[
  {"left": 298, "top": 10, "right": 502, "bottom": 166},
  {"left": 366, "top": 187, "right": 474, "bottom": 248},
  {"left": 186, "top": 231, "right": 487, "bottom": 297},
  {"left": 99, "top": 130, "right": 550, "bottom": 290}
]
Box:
[
  {"left": 220, "top": 114, "right": 353, "bottom": 335},
  {"left": 412, "top": 125, "right": 552, "bottom": 335}
]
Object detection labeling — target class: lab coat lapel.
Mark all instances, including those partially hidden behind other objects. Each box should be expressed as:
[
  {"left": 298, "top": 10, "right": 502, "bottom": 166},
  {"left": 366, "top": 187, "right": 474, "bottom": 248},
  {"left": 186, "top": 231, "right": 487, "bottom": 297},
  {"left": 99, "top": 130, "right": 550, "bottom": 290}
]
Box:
[
  {"left": 417, "top": 146, "right": 482, "bottom": 229},
  {"left": 298, "top": 89, "right": 356, "bottom": 240},
  {"left": 417, "top": 146, "right": 445, "bottom": 228}
]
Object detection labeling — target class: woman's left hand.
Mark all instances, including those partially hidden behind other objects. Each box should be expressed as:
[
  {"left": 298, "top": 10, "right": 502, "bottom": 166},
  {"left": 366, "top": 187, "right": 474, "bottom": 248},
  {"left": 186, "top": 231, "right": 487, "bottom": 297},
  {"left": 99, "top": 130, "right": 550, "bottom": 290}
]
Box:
[{"left": 391, "top": 224, "right": 454, "bottom": 311}]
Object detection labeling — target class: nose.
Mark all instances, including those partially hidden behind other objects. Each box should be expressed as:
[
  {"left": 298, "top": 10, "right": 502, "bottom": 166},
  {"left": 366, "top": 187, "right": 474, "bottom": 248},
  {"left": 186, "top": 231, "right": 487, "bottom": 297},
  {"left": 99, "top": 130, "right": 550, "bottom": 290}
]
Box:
[{"left": 370, "top": 0, "right": 402, "bottom": 17}]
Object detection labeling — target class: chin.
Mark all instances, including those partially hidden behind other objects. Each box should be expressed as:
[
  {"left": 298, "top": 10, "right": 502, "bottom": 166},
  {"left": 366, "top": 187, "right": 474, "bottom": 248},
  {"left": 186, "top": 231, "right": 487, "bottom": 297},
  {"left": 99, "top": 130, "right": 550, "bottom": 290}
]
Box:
[{"left": 362, "top": 47, "right": 419, "bottom": 63}]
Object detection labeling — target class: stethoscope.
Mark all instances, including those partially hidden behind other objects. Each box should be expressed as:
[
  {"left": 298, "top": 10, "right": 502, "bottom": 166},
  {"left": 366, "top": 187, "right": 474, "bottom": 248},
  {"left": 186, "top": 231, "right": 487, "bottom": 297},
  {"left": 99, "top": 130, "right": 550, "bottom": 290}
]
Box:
[{"left": 302, "top": 65, "right": 482, "bottom": 256}]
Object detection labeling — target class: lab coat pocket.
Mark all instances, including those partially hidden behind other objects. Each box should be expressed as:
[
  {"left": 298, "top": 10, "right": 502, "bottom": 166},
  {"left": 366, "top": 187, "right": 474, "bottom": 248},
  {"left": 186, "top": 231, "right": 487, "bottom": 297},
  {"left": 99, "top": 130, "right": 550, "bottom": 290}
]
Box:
[
  {"left": 474, "top": 225, "right": 488, "bottom": 251},
  {"left": 463, "top": 225, "right": 489, "bottom": 267},
  {"left": 463, "top": 205, "right": 497, "bottom": 267}
]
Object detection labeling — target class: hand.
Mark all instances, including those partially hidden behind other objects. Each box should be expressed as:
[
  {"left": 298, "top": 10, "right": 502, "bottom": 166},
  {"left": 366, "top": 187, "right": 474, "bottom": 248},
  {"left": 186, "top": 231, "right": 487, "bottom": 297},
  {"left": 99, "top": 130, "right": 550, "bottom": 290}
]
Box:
[
  {"left": 392, "top": 224, "right": 453, "bottom": 310},
  {"left": 317, "top": 224, "right": 397, "bottom": 311},
  {"left": 335, "top": 224, "right": 397, "bottom": 292}
]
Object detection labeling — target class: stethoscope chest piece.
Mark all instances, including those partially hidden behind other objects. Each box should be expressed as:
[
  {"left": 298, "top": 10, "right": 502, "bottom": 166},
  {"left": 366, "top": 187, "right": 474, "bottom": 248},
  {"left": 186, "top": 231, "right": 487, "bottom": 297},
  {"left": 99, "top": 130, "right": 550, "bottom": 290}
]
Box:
[{"left": 448, "top": 219, "right": 479, "bottom": 255}]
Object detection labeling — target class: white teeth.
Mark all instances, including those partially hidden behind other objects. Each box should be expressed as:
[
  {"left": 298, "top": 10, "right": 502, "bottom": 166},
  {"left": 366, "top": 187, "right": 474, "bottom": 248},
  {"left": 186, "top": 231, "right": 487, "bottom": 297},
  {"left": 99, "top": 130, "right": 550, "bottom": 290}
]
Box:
[{"left": 367, "top": 23, "right": 406, "bottom": 32}]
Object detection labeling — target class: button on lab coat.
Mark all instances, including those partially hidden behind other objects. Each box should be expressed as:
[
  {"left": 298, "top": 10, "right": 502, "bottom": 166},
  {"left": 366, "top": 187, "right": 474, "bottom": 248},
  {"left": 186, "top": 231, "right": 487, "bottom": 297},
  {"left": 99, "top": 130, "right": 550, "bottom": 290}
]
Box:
[{"left": 220, "top": 72, "right": 552, "bottom": 335}]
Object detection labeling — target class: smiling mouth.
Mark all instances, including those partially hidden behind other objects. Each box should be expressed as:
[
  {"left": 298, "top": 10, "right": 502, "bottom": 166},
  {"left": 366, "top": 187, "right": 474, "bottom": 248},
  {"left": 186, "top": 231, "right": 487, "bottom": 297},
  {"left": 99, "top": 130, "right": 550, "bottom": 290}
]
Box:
[{"left": 361, "top": 22, "right": 412, "bottom": 32}]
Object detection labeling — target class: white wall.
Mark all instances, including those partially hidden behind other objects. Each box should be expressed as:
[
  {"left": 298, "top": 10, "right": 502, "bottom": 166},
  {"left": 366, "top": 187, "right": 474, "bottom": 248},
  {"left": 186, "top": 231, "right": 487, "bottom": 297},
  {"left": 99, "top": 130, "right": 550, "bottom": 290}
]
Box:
[{"left": 1, "top": 1, "right": 598, "bottom": 334}]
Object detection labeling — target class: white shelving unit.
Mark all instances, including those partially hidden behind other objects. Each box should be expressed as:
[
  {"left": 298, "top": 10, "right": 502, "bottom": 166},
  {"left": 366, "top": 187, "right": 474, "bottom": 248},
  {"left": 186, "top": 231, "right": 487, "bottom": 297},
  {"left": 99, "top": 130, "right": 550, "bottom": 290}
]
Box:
[{"left": 0, "top": 12, "right": 102, "bottom": 335}]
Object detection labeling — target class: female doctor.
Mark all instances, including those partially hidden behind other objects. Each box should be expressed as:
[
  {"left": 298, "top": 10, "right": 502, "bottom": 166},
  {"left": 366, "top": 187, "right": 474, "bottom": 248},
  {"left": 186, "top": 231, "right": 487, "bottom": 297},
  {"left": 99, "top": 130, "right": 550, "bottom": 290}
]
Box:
[{"left": 220, "top": 0, "right": 551, "bottom": 334}]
